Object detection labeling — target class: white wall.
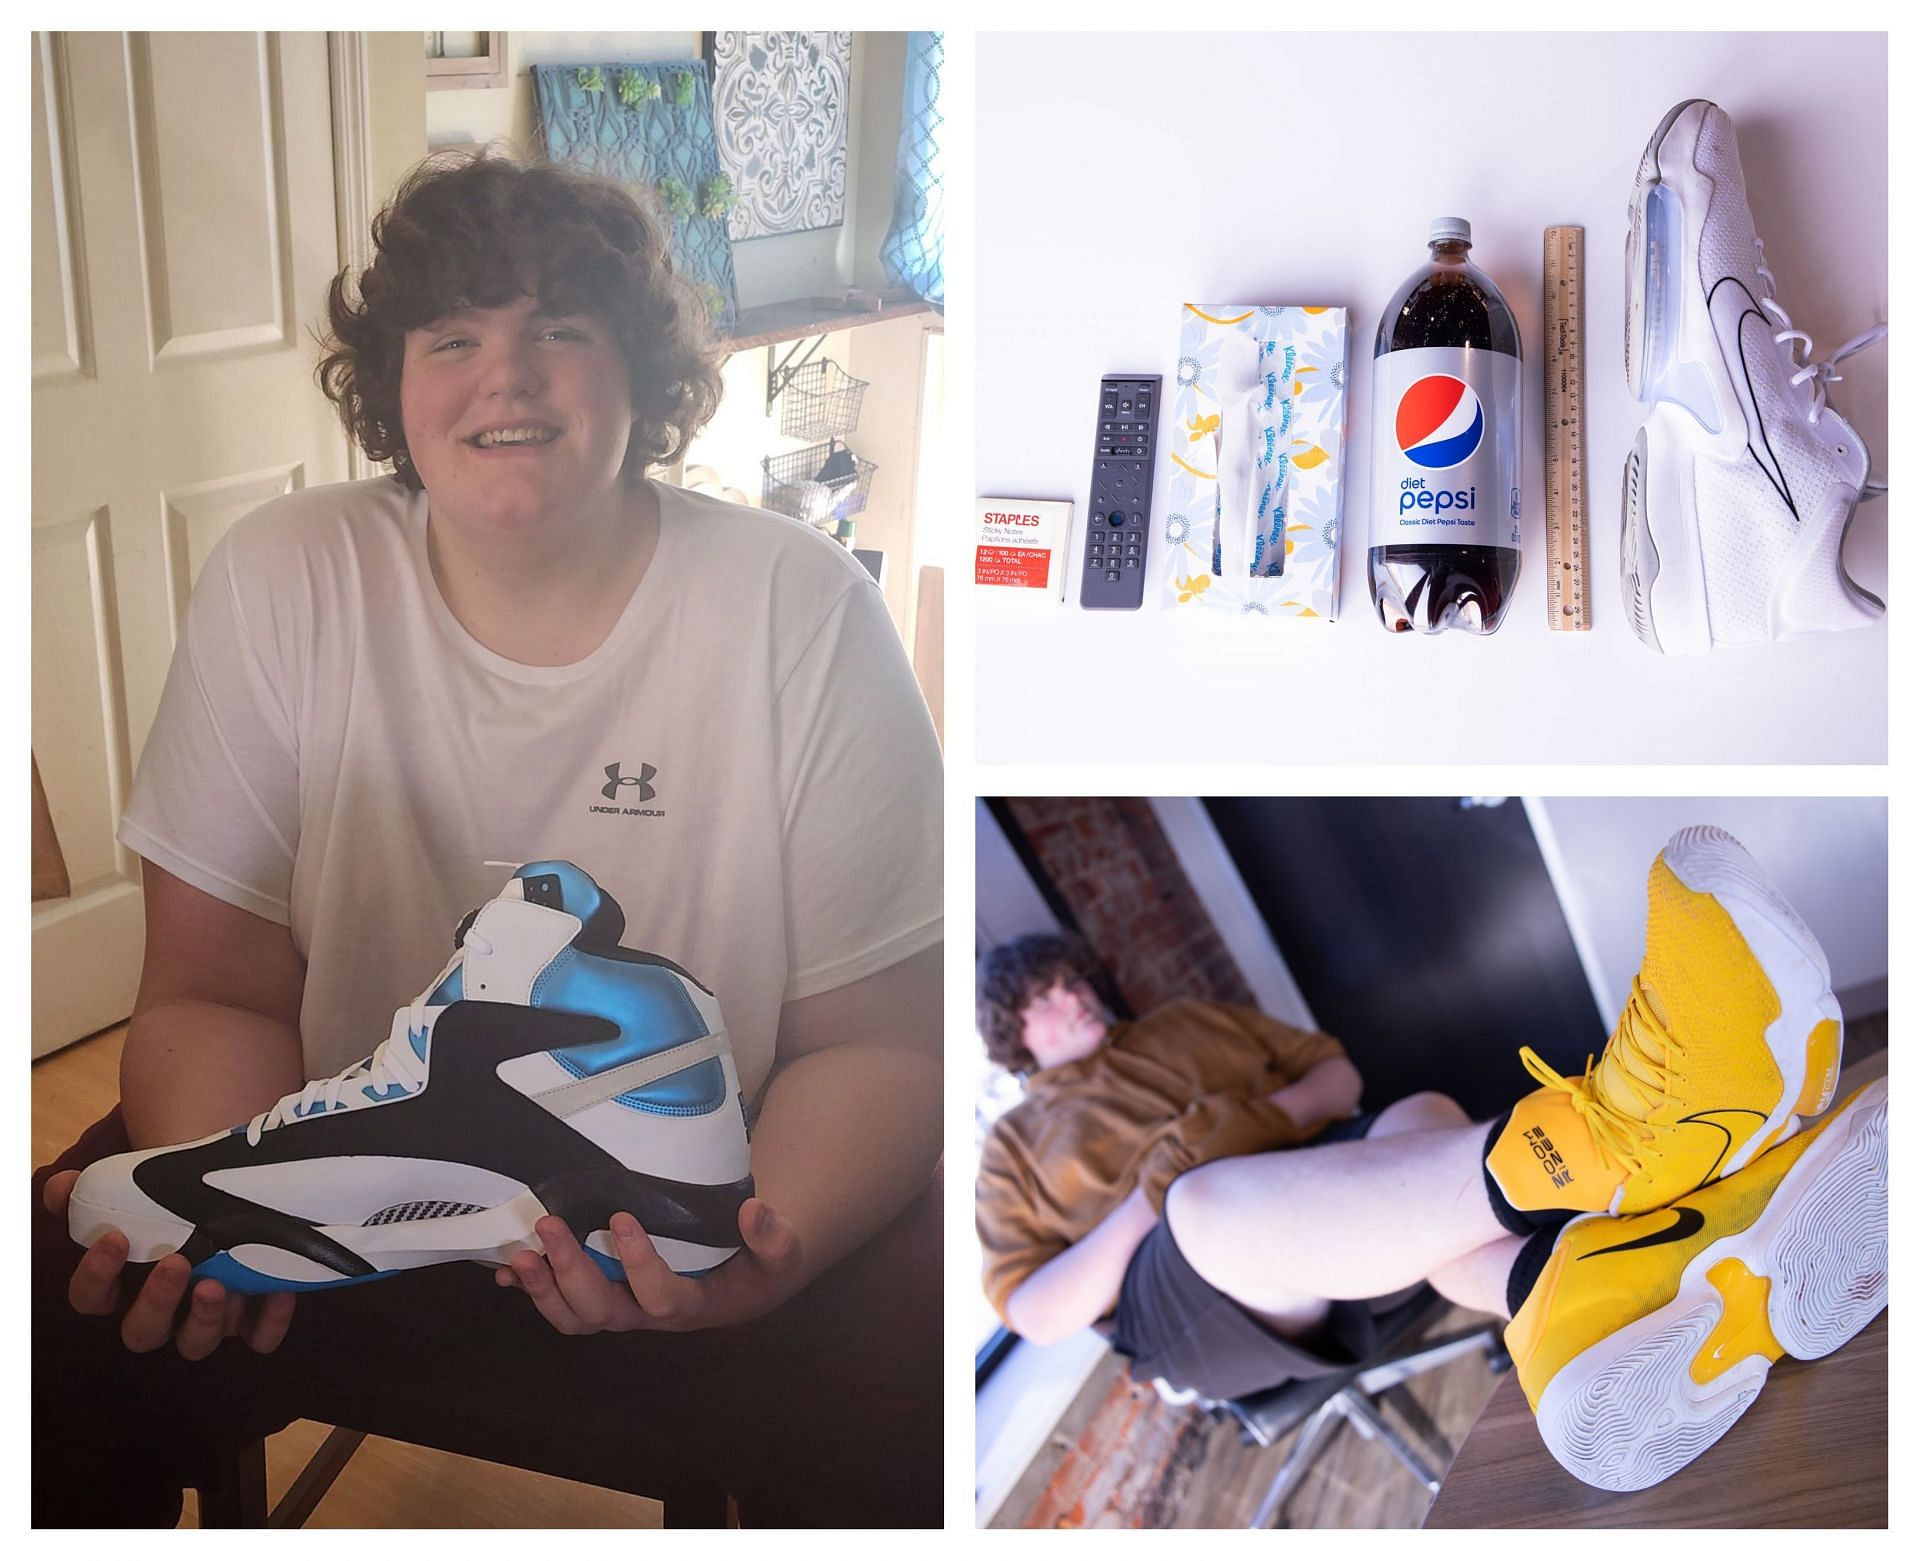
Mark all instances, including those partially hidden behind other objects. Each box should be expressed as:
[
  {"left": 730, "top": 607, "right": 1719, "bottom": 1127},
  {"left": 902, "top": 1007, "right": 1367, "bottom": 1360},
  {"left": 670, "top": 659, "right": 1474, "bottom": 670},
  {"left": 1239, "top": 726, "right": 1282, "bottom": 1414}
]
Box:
[{"left": 1528, "top": 798, "right": 1889, "bottom": 1021}]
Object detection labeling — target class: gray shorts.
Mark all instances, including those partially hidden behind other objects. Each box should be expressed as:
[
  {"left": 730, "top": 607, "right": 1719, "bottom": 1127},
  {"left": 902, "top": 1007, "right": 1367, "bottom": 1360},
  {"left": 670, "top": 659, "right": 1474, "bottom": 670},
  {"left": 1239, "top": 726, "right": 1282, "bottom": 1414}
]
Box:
[{"left": 1108, "top": 1111, "right": 1381, "bottom": 1401}]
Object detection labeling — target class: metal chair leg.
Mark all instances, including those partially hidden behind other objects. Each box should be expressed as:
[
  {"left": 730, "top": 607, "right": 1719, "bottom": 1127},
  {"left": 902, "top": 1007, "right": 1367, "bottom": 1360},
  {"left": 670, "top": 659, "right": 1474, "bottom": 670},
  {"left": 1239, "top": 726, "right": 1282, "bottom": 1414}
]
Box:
[
  {"left": 1248, "top": 1397, "right": 1347, "bottom": 1529},
  {"left": 1379, "top": 1381, "right": 1454, "bottom": 1467},
  {"left": 1338, "top": 1389, "right": 1442, "bottom": 1493}
]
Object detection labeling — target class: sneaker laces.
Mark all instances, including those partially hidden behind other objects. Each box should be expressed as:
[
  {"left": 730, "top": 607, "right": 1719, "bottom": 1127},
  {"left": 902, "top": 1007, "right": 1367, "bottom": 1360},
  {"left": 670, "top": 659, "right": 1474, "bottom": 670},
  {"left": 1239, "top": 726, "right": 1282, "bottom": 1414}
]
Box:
[
  {"left": 1753, "top": 238, "right": 1887, "bottom": 426},
  {"left": 244, "top": 929, "right": 493, "bottom": 1146},
  {"left": 1516, "top": 976, "right": 1686, "bottom": 1175}
]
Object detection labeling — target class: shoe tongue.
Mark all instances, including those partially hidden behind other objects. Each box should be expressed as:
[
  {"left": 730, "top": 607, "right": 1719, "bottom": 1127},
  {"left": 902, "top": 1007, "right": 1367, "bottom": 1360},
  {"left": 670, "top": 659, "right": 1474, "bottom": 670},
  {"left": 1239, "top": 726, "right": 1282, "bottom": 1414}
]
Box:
[
  {"left": 1596, "top": 1011, "right": 1663, "bottom": 1123},
  {"left": 1605, "top": 866, "right": 1685, "bottom": 1118},
  {"left": 461, "top": 896, "right": 581, "bottom": 1003},
  {"left": 1503, "top": 1089, "right": 1625, "bottom": 1208}
]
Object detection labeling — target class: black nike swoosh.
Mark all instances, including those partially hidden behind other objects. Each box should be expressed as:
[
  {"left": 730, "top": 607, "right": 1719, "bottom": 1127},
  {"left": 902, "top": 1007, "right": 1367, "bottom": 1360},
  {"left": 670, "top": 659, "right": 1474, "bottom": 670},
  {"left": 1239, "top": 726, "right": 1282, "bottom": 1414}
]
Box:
[
  {"left": 1675, "top": 1106, "right": 1769, "bottom": 1195},
  {"left": 1579, "top": 1205, "right": 1706, "bottom": 1260},
  {"left": 1706, "top": 275, "right": 1800, "bottom": 522}
]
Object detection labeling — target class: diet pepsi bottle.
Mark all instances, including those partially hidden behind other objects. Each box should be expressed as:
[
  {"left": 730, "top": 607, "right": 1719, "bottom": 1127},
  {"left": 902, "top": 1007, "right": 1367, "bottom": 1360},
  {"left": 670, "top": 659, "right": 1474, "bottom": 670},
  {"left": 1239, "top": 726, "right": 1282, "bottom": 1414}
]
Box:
[{"left": 1368, "top": 218, "right": 1523, "bottom": 634}]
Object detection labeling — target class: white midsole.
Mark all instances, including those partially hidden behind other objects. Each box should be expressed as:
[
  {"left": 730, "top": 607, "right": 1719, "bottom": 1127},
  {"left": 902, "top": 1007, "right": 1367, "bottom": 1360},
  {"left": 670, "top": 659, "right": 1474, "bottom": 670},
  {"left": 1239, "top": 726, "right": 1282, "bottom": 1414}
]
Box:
[
  {"left": 70, "top": 1182, "right": 740, "bottom": 1278},
  {"left": 1662, "top": 825, "right": 1839, "bottom": 1174}
]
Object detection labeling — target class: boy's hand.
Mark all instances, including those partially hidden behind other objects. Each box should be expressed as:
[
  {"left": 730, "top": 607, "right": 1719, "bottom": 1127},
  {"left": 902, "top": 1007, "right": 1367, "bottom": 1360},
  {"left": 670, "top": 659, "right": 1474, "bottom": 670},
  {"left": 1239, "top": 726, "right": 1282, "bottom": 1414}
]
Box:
[
  {"left": 43, "top": 1168, "right": 297, "bottom": 1359},
  {"left": 495, "top": 1199, "right": 805, "bottom": 1334}
]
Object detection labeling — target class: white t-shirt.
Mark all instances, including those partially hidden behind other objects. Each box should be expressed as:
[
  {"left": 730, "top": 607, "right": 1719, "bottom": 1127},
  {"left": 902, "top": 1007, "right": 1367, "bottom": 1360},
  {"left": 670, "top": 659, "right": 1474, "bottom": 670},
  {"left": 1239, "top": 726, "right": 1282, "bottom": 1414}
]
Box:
[{"left": 118, "top": 475, "right": 943, "bottom": 1099}]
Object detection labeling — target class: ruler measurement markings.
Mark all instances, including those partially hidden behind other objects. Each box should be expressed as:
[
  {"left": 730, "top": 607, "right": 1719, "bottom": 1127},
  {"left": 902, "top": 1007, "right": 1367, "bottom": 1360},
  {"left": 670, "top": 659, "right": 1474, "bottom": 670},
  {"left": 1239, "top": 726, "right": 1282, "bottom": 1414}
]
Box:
[{"left": 1544, "top": 224, "right": 1590, "bottom": 631}]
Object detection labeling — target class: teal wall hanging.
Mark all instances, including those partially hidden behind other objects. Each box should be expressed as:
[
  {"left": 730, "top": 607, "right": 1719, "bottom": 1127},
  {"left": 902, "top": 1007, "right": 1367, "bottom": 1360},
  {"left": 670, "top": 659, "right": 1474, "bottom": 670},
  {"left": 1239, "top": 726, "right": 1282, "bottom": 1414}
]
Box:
[{"left": 532, "top": 60, "right": 742, "bottom": 330}]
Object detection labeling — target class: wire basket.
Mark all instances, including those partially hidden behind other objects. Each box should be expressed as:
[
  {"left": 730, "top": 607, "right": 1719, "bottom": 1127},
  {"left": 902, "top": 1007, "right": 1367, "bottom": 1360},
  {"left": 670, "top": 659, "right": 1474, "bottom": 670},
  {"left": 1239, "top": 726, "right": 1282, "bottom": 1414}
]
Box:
[
  {"left": 779, "top": 358, "right": 869, "bottom": 441},
  {"left": 761, "top": 438, "right": 877, "bottom": 530}
]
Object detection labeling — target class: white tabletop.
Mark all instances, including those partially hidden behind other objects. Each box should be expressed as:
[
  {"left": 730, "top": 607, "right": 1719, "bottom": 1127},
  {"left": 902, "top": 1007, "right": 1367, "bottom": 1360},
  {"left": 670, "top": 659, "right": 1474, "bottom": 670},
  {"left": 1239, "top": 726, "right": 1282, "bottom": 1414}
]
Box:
[{"left": 974, "top": 30, "right": 1888, "bottom": 765}]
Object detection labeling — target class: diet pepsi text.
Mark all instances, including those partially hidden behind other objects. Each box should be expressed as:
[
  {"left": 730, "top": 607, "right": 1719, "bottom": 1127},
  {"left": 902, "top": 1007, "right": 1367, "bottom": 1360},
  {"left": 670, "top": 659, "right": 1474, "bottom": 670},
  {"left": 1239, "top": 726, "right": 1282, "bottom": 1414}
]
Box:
[{"left": 1368, "top": 218, "right": 1523, "bottom": 635}]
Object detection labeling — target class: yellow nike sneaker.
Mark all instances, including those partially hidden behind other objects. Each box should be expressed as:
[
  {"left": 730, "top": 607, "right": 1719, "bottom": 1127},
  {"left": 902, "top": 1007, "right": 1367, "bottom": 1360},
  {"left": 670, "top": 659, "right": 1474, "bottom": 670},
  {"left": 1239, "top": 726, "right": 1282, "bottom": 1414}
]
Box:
[
  {"left": 1487, "top": 825, "right": 1842, "bottom": 1216},
  {"left": 1506, "top": 1076, "right": 1886, "bottom": 1492}
]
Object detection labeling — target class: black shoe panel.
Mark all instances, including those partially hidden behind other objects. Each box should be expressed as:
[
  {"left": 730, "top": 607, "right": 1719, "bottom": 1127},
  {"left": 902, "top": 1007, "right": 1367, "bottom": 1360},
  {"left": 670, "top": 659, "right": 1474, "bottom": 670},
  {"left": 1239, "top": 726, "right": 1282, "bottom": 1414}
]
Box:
[{"left": 132, "top": 1003, "right": 748, "bottom": 1274}]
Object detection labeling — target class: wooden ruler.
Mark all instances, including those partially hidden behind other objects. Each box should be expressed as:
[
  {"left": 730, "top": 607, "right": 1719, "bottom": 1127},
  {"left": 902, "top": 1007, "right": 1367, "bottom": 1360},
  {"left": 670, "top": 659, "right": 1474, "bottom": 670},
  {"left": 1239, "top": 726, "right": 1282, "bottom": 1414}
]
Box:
[{"left": 1543, "top": 225, "right": 1590, "bottom": 630}]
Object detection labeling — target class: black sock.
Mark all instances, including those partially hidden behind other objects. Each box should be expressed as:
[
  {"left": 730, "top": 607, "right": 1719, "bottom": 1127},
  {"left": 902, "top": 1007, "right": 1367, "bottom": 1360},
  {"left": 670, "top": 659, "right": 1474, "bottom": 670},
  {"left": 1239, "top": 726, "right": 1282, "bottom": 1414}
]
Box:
[
  {"left": 1505, "top": 1222, "right": 1565, "bottom": 1318},
  {"left": 1481, "top": 1111, "right": 1580, "bottom": 1237}
]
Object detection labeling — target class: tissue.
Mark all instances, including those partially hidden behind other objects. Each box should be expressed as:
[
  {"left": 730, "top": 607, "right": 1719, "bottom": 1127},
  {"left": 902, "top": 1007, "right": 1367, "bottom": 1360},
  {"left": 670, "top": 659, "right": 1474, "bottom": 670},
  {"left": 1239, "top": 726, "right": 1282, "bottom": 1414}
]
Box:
[{"left": 1164, "top": 304, "right": 1349, "bottom": 620}]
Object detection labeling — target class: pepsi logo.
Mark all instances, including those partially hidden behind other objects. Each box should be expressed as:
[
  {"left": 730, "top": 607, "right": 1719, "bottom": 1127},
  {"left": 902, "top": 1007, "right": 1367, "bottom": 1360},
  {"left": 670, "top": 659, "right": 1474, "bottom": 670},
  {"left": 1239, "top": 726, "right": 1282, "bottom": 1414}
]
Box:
[{"left": 1396, "top": 375, "right": 1485, "bottom": 470}]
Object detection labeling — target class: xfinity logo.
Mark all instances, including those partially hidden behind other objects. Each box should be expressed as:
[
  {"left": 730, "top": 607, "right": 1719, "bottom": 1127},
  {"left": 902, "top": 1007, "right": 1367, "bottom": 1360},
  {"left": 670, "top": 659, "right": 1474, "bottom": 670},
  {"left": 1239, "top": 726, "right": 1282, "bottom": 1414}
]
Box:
[{"left": 590, "top": 761, "right": 665, "bottom": 818}]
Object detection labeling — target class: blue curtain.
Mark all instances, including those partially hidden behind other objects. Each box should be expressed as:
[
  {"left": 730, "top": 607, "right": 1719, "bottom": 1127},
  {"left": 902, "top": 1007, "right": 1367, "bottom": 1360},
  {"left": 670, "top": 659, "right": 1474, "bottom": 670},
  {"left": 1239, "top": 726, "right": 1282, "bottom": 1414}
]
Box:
[{"left": 881, "top": 32, "right": 944, "bottom": 307}]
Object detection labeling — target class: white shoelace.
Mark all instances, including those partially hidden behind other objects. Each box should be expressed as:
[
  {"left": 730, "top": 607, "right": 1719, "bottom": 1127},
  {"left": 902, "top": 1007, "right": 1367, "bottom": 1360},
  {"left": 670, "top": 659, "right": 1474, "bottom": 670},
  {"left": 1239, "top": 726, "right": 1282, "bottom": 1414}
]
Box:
[
  {"left": 1753, "top": 237, "right": 1887, "bottom": 426},
  {"left": 243, "top": 930, "right": 493, "bottom": 1146}
]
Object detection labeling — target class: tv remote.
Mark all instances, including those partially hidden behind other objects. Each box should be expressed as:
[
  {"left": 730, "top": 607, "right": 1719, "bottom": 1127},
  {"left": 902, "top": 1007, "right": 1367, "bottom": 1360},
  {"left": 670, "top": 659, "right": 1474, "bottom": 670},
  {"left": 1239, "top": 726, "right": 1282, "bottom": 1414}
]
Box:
[{"left": 1079, "top": 374, "right": 1160, "bottom": 610}]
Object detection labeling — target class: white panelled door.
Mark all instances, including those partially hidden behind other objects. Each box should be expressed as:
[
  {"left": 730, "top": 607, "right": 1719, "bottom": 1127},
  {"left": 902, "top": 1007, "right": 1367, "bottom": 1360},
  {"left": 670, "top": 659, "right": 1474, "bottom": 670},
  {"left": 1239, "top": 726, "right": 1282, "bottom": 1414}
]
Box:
[{"left": 31, "top": 32, "right": 350, "bottom": 1056}]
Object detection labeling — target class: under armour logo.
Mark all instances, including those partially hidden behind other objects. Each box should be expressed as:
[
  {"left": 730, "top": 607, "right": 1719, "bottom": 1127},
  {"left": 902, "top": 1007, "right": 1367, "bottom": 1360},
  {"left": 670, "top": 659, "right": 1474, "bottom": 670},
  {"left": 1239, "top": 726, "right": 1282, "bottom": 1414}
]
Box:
[{"left": 602, "top": 762, "right": 657, "bottom": 802}]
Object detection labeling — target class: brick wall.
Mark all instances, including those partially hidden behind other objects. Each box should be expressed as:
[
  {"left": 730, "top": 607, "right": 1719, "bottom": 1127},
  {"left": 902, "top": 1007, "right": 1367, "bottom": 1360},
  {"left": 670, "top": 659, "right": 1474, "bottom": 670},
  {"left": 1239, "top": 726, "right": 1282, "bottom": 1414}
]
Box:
[{"left": 1002, "top": 798, "right": 1253, "bottom": 1014}]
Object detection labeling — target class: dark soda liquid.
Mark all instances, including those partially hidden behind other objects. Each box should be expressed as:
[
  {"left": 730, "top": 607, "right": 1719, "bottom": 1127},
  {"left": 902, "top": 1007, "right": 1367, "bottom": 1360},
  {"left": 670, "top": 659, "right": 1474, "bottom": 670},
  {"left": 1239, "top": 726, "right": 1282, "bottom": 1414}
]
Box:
[{"left": 1369, "top": 240, "right": 1521, "bottom": 634}]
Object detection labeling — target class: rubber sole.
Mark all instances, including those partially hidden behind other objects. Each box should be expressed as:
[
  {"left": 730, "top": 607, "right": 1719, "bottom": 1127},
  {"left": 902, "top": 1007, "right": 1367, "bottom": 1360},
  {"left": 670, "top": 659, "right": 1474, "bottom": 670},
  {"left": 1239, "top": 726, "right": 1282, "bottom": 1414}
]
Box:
[
  {"left": 1535, "top": 1076, "right": 1886, "bottom": 1491},
  {"left": 1662, "top": 824, "right": 1842, "bottom": 1176},
  {"left": 1620, "top": 425, "right": 1662, "bottom": 650},
  {"left": 69, "top": 1182, "right": 739, "bottom": 1293}
]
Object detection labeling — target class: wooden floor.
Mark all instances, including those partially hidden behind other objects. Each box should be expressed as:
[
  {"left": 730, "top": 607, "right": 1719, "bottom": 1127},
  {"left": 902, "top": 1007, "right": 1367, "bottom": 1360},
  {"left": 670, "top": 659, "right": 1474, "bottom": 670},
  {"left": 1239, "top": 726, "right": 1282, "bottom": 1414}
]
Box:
[
  {"left": 989, "top": 1309, "right": 1504, "bottom": 1529},
  {"left": 33, "top": 1021, "right": 664, "bottom": 1528}
]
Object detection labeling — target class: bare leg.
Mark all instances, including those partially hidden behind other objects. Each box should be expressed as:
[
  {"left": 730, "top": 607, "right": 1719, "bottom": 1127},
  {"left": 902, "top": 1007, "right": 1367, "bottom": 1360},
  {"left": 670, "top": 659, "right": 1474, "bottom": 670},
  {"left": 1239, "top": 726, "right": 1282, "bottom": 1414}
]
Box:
[
  {"left": 1428, "top": 1235, "right": 1527, "bottom": 1319},
  {"left": 1164, "top": 1092, "right": 1510, "bottom": 1307}
]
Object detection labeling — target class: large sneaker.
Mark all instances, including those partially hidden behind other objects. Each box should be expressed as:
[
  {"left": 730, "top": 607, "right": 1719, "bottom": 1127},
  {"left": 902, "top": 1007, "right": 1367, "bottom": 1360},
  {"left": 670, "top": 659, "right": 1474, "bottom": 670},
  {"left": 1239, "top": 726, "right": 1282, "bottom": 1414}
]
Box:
[
  {"left": 1505, "top": 1077, "right": 1887, "bottom": 1491},
  {"left": 68, "top": 861, "right": 752, "bottom": 1292},
  {"left": 1621, "top": 98, "right": 1886, "bottom": 653},
  {"left": 1487, "top": 826, "right": 1841, "bottom": 1216}
]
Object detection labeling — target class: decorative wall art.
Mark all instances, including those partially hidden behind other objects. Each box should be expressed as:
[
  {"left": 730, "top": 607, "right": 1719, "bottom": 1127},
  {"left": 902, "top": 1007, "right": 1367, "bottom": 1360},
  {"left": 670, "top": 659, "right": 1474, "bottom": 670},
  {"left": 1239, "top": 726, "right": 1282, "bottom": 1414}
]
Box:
[
  {"left": 704, "top": 32, "right": 851, "bottom": 241},
  {"left": 531, "top": 60, "right": 741, "bottom": 329}
]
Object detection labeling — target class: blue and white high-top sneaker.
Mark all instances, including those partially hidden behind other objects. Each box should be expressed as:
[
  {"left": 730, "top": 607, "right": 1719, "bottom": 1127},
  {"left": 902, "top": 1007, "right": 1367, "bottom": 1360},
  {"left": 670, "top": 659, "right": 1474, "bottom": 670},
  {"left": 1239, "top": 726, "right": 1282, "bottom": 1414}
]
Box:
[{"left": 68, "top": 861, "right": 752, "bottom": 1293}]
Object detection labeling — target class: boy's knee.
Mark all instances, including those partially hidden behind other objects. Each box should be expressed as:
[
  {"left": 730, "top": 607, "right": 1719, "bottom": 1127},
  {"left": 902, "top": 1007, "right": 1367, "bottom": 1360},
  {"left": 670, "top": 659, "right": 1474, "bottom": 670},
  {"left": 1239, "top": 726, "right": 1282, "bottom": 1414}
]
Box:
[
  {"left": 1375, "top": 1090, "right": 1470, "bottom": 1134},
  {"left": 1161, "top": 1163, "right": 1213, "bottom": 1240},
  {"left": 1162, "top": 1158, "right": 1246, "bottom": 1255}
]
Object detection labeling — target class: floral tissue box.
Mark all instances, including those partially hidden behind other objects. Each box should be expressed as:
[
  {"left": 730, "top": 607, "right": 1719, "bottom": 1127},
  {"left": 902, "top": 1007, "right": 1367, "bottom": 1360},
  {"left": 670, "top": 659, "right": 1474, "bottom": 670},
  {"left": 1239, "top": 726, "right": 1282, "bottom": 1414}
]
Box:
[{"left": 1161, "top": 304, "right": 1349, "bottom": 620}]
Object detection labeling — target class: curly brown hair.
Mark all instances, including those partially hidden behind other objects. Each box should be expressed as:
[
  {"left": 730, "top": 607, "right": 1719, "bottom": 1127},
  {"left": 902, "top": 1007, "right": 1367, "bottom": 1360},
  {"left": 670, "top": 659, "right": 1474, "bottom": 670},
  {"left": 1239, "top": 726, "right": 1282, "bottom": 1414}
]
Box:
[
  {"left": 315, "top": 150, "right": 724, "bottom": 490},
  {"left": 976, "top": 933, "right": 1107, "bottom": 1073}
]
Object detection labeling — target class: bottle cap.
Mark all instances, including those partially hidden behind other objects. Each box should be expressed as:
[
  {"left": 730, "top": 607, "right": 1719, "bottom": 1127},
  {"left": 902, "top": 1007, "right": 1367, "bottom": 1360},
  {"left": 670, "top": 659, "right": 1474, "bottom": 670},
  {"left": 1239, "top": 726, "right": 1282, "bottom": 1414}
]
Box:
[{"left": 1430, "top": 216, "right": 1472, "bottom": 246}]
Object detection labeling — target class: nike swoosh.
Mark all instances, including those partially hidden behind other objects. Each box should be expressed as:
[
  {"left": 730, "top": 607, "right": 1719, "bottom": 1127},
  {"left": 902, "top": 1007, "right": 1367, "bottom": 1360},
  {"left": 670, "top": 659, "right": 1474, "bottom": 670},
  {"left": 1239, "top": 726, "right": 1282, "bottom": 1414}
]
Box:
[
  {"left": 1579, "top": 1205, "right": 1706, "bottom": 1260},
  {"left": 1705, "top": 276, "right": 1799, "bottom": 520},
  {"left": 1674, "top": 1106, "right": 1769, "bottom": 1193}
]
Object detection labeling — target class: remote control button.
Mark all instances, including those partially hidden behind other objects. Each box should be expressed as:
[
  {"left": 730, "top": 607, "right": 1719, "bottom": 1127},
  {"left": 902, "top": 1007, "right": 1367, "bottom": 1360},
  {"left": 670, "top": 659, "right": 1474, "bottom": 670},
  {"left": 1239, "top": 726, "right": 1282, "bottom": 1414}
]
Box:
[
  {"left": 1127, "top": 531, "right": 1142, "bottom": 543},
  {"left": 1120, "top": 400, "right": 1132, "bottom": 413},
  {"left": 1127, "top": 545, "right": 1140, "bottom": 557},
  {"left": 1105, "top": 570, "right": 1121, "bottom": 583},
  {"left": 1107, "top": 511, "right": 1125, "bottom": 527},
  {"left": 1124, "top": 558, "right": 1140, "bottom": 569}
]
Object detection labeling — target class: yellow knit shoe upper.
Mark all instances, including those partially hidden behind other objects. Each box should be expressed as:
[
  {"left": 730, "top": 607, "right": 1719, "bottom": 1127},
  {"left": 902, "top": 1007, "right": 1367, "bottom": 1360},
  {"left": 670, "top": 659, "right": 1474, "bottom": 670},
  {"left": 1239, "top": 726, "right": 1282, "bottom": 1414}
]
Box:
[
  {"left": 1506, "top": 1083, "right": 1860, "bottom": 1412},
  {"left": 1488, "top": 853, "right": 1789, "bottom": 1216}
]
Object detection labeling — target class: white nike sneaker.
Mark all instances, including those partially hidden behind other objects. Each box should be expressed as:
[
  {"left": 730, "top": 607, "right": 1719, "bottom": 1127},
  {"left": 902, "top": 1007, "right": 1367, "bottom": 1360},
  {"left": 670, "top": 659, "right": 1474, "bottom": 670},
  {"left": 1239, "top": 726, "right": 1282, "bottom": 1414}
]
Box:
[{"left": 1622, "top": 98, "right": 1886, "bottom": 653}]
